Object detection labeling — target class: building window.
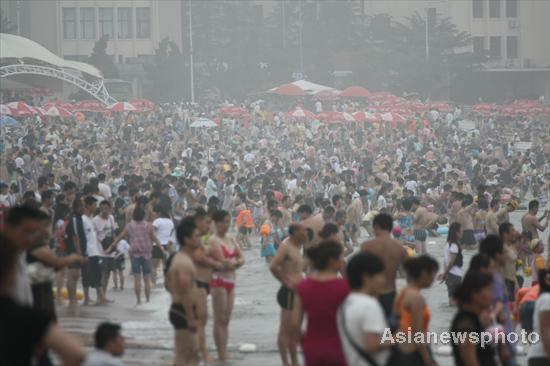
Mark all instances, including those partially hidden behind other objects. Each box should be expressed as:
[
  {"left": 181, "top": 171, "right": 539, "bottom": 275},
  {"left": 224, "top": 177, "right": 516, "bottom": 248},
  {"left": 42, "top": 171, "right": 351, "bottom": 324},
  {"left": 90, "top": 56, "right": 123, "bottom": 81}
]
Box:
[
  {"left": 473, "top": 36, "right": 485, "bottom": 55},
  {"left": 506, "top": 0, "right": 517, "bottom": 17},
  {"left": 118, "top": 8, "right": 133, "bottom": 39},
  {"left": 473, "top": 0, "right": 484, "bottom": 18},
  {"left": 136, "top": 8, "right": 151, "bottom": 38},
  {"left": 62, "top": 8, "right": 76, "bottom": 39},
  {"left": 489, "top": 36, "right": 501, "bottom": 59},
  {"left": 80, "top": 8, "right": 95, "bottom": 39},
  {"left": 98, "top": 8, "right": 114, "bottom": 38},
  {"left": 489, "top": 0, "right": 500, "bottom": 18},
  {"left": 506, "top": 36, "right": 518, "bottom": 59}
]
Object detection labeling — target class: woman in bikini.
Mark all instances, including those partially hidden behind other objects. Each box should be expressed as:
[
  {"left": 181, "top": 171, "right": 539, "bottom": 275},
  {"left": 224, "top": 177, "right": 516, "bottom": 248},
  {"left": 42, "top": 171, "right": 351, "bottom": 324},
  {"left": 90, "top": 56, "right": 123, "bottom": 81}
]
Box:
[{"left": 208, "top": 210, "right": 245, "bottom": 362}]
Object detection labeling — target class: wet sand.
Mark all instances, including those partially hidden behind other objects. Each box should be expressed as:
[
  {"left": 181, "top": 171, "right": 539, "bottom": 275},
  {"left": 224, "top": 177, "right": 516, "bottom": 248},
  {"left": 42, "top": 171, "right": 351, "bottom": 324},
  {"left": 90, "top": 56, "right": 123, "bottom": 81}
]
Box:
[{"left": 57, "top": 209, "right": 543, "bottom": 365}]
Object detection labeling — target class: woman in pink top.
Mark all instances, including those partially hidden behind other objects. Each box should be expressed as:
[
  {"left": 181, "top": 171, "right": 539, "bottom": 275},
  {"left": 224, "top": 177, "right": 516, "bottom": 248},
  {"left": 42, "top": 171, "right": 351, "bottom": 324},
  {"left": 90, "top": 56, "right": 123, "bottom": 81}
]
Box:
[
  {"left": 112, "top": 206, "right": 160, "bottom": 305},
  {"left": 291, "top": 240, "right": 349, "bottom": 366}
]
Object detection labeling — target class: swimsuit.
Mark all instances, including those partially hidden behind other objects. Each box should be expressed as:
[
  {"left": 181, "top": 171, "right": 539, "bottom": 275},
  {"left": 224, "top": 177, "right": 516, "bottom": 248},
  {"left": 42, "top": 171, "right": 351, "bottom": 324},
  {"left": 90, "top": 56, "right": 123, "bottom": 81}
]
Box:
[
  {"left": 413, "top": 229, "right": 427, "bottom": 242},
  {"left": 169, "top": 303, "right": 197, "bottom": 330},
  {"left": 210, "top": 274, "right": 235, "bottom": 292},
  {"left": 210, "top": 242, "right": 237, "bottom": 292},
  {"left": 277, "top": 286, "right": 295, "bottom": 310},
  {"left": 196, "top": 280, "right": 210, "bottom": 294}
]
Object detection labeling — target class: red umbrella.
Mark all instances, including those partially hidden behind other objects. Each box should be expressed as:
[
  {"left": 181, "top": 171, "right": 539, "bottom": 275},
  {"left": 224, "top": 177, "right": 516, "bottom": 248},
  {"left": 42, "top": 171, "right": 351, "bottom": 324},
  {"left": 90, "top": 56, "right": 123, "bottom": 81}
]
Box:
[
  {"left": 353, "top": 111, "right": 378, "bottom": 122},
  {"left": 130, "top": 98, "right": 155, "bottom": 112},
  {"left": 312, "top": 90, "right": 341, "bottom": 101},
  {"left": 220, "top": 106, "right": 248, "bottom": 118},
  {"left": 270, "top": 84, "right": 307, "bottom": 96},
  {"left": 341, "top": 86, "right": 370, "bottom": 98},
  {"left": 429, "top": 101, "right": 452, "bottom": 112},
  {"left": 73, "top": 99, "right": 106, "bottom": 112},
  {"left": 44, "top": 101, "right": 74, "bottom": 111},
  {"left": 472, "top": 103, "right": 495, "bottom": 114},
  {"left": 381, "top": 112, "right": 407, "bottom": 124},
  {"left": 286, "top": 108, "right": 316, "bottom": 120},
  {"left": 317, "top": 111, "right": 355, "bottom": 123},
  {"left": 108, "top": 102, "right": 137, "bottom": 112},
  {"left": 44, "top": 106, "right": 73, "bottom": 118},
  {"left": 368, "top": 92, "right": 397, "bottom": 104},
  {"left": 6, "top": 101, "right": 37, "bottom": 117}
]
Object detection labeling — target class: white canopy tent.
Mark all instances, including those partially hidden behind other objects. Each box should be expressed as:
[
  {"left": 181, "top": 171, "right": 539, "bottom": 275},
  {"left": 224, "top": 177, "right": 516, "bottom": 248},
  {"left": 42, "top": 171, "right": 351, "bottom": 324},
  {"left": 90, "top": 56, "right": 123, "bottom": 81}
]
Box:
[{"left": 267, "top": 80, "right": 337, "bottom": 96}]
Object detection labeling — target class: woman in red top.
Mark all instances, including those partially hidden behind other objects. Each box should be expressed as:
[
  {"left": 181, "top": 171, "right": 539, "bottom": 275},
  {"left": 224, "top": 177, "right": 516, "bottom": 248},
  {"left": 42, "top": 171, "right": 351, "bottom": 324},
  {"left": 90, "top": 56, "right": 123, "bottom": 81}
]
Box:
[{"left": 291, "top": 240, "right": 349, "bottom": 366}]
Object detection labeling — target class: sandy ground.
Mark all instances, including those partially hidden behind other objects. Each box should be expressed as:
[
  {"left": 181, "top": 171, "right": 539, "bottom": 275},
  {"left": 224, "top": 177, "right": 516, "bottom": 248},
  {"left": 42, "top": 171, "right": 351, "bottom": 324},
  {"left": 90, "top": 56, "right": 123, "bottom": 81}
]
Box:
[{"left": 56, "top": 210, "right": 543, "bottom": 365}]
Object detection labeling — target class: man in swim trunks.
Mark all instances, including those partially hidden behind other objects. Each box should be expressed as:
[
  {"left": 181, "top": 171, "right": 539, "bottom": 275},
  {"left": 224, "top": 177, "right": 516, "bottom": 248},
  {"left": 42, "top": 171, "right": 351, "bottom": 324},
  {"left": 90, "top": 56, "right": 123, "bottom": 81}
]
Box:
[
  {"left": 270, "top": 223, "right": 307, "bottom": 366},
  {"left": 411, "top": 198, "right": 436, "bottom": 254},
  {"left": 361, "top": 214, "right": 408, "bottom": 326},
  {"left": 521, "top": 200, "right": 549, "bottom": 240},
  {"left": 457, "top": 195, "right": 477, "bottom": 249},
  {"left": 191, "top": 209, "right": 225, "bottom": 364},
  {"left": 166, "top": 218, "right": 201, "bottom": 366}
]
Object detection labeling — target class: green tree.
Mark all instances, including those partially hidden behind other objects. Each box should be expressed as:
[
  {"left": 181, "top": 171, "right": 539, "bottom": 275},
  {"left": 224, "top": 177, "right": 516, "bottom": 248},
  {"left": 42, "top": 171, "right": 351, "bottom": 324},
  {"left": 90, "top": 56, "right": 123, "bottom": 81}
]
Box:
[
  {"left": 0, "top": 8, "right": 17, "bottom": 34},
  {"left": 145, "top": 37, "right": 187, "bottom": 102},
  {"left": 353, "top": 12, "right": 486, "bottom": 98},
  {"left": 88, "top": 35, "right": 119, "bottom": 79}
]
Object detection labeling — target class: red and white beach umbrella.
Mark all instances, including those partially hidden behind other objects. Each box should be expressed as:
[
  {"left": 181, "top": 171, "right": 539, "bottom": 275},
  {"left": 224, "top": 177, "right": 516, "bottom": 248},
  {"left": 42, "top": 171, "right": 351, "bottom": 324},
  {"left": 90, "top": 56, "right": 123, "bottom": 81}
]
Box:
[
  {"left": 316, "top": 111, "right": 355, "bottom": 123},
  {"left": 429, "top": 101, "right": 453, "bottom": 112},
  {"left": 353, "top": 111, "right": 378, "bottom": 122},
  {"left": 6, "top": 101, "right": 37, "bottom": 117},
  {"left": 220, "top": 106, "right": 248, "bottom": 117},
  {"left": 381, "top": 112, "right": 407, "bottom": 124},
  {"left": 44, "top": 106, "right": 73, "bottom": 118},
  {"left": 471, "top": 103, "right": 494, "bottom": 114},
  {"left": 341, "top": 86, "right": 370, "bottom": 98},
  {"left": 108, "top": 102, "right": 137, "bottom": 112},
  {"left": 270, "top": 83, "right": 307, "bottom": 97},
  {"left": 44, "top": 101, "right": 74, "bottom": 111},
  {"left": 73, "top": 99, "right": 106, "bottom": 112},
  {"left": 130, "top": 98, "right": 155, "bottom": 112},
  {"left": 286, "top": 108, "right": 316, "bottom": 120}
]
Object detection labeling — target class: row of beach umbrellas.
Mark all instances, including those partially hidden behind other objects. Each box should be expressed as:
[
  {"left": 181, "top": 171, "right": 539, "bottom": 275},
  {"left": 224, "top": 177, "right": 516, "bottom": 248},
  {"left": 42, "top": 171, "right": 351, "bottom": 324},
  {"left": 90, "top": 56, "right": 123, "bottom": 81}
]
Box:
[{"left": 0, "top": 98, "right": 156, "bottom": 119}]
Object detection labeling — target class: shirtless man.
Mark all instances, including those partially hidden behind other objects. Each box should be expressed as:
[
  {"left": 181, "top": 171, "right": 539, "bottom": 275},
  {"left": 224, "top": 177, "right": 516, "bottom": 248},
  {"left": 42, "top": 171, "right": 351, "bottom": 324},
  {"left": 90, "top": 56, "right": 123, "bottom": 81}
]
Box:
[
  {"left": 191, "top": 209, "right": 225, "bottom": 364},
  {"left": 298, "top": 204, "right": 324, "bottom": 249},
  {"left": 361, "top": 213, "right": 408, "bottom": 319},
  {"left": 448, "top": 192, "right": 463, "bottom": 225},
  {"left": 346, "top": 191, "right": 367, "bottom": 245},
  {"left": 270, "top": 223, "right": 307, "bottom": 366},
  {"left": 411, "top": 198, "right": 437, "bottom": 254},
  {"left": 166, "top": 218, "right": 201, "bottom": 366},
  {"left": 457, "top": 195, "right": 477, "bottom": 248},
  {"left": 486, "top": 199, "right": 510, "bottom": 236},
  {"left": 521, "top": 200, "right": 549, "bottom": 240}
]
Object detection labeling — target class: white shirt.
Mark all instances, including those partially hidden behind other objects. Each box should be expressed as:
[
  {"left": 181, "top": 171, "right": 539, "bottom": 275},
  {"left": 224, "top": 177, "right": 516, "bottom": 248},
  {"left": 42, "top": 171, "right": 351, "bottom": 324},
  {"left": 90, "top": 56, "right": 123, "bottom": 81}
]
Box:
[
  {"left": 84, "top": 349, "right": 125, "bottom": 366},
  {"left": 529, "top": 293, "right": 550, "bottom": 360},
  {"left": 405, "top": 180, "right": 418, "bottom": 195},
  {"left": 15, "top": 156, "right": 24, "bottom": 169},
  {"left": 443, "top": 242, "right": 463, "bottom": 276},
  {"left": 376, "top": 195, "right": 387, "bottom": 210},
  {"left": 98, "top": 182, "right": 112, "bottom": 199},
  {"left": 337, "top": 293, "right": 390, "bottom": 366},
  {"left": 82, "top": 215, "right": 100, "bottom": 257},
  {"left": 152, "top": 218, "right": 175, "bottom": 245}
]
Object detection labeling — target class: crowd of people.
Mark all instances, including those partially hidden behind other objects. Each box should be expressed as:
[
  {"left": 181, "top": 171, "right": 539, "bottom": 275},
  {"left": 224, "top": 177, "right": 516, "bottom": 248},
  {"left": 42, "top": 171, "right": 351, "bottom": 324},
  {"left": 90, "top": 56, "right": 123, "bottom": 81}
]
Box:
[{"left": 0, "top": 96, "right": 549, "bottom": 366}]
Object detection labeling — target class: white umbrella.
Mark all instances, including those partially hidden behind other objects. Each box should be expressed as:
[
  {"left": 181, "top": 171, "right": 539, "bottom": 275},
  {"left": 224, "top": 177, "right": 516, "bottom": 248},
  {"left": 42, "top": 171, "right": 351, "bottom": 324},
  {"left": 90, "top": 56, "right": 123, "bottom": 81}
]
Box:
[{"left": 190, "top": 117, "right": 217, "bottom": 128}]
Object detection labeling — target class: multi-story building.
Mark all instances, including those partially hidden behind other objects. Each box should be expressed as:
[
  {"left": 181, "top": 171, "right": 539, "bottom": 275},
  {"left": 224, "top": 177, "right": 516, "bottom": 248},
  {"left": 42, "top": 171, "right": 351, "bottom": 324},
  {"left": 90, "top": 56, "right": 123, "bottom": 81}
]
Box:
[
  {"left": 352, "top": 0, "right": 550, "bottom": 100},
  {"left": 1, "top": 0, "right": 184, "bottom": 97}
]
